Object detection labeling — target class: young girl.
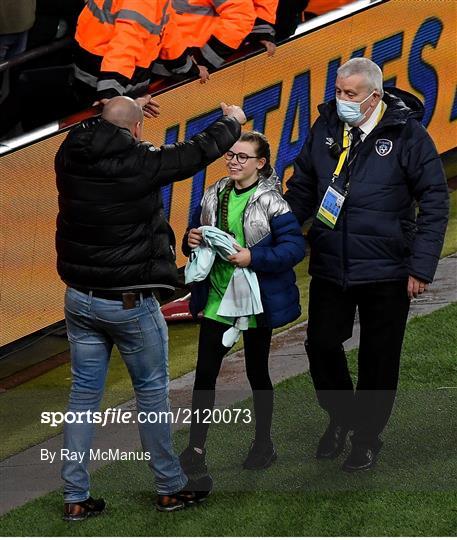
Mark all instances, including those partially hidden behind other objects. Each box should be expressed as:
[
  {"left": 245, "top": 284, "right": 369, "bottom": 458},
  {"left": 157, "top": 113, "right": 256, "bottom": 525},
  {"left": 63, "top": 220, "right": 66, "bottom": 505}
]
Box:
[{"left": 180, "top": 131, "right": 305, "bottom": 474}]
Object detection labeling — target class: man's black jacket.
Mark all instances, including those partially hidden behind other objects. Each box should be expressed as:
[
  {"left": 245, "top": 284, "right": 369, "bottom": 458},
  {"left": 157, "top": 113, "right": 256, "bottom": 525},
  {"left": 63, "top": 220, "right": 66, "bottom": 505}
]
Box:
[
  {"left": 55, "top": 115, "right": 240, "bottom": 290},
  {"left": 284, "top": 88, "right": 449, "bottom": 286}
]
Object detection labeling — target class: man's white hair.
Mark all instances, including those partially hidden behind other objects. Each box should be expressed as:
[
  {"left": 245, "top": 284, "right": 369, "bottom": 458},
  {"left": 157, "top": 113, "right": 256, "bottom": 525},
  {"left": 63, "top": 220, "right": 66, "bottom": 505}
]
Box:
[{"left": 337, "top": 58, "right": 384, "bottom": 97}]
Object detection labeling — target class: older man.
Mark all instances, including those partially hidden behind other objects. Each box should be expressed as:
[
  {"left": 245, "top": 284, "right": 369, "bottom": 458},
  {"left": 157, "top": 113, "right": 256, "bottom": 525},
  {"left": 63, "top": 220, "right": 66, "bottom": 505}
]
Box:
[
  {"left": 55, "top": 96, "right": 246, "bottom": 518},
  {"left": 284, "top": 58, "right": 449, "bottom": 471}
]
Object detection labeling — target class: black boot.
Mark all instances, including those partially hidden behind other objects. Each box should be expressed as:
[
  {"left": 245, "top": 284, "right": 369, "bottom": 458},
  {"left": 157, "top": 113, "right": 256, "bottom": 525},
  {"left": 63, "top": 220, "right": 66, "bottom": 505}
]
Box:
[
  {"left": 316, "top": 423, "right": 349, "bottom": 459},
  {"left": 242, "top": 440, "right": 277, "bottom": 470}
]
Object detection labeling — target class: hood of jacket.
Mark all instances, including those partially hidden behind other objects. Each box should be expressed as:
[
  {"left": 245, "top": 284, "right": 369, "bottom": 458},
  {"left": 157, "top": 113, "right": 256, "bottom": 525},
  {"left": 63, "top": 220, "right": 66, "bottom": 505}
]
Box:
[{"left": 61, "top": 117, "right": 136, "bottom": 163}]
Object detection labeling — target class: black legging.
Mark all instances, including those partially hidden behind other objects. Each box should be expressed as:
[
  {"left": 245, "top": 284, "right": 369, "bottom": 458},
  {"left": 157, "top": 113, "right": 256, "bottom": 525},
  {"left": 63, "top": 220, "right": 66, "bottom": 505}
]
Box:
[{"left": 189, "top": 318, "right": 274, "bottom": 448}]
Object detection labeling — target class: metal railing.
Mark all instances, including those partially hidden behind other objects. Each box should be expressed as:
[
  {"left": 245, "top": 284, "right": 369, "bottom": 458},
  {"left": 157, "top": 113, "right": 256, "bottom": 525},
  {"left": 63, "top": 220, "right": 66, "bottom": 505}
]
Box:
[{"left": 0, "top": 36, "right": 73, "bottom": 73}]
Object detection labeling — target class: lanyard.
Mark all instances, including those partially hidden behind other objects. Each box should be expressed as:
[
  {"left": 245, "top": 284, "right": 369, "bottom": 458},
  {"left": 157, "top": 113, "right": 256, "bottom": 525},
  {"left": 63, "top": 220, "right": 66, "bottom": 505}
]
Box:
[
  {"left": 332, "top": 128, "right": 350, "bottom": 179},
  {"left": 331, "top": 102, "right": 386, "bottom": 183}
]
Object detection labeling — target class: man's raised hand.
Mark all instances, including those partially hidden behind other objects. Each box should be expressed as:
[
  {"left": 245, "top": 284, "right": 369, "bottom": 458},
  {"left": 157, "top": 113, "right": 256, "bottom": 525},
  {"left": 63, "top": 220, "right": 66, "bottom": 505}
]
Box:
[{"left": 221, "top": 102, "right": 247, "bottom": 125}]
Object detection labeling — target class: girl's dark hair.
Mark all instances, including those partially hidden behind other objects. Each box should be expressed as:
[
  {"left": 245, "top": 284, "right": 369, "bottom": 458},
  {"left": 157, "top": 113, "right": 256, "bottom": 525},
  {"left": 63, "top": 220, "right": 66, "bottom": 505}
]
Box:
[
  {"left": 220, "top": 182, "right": 234, "bottom": 233},
  {"left": 239, "top": 131, "right": 273, "bottom": 177},
  {"left": 220, "top": 131, "right": 272, "bottom": 233}
]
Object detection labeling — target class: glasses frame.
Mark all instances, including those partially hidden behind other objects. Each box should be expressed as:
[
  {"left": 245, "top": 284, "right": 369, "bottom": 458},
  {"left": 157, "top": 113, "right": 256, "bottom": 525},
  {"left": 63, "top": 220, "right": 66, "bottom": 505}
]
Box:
[{"left": 224, "top": 151, "right": 258, "bottom": 165}]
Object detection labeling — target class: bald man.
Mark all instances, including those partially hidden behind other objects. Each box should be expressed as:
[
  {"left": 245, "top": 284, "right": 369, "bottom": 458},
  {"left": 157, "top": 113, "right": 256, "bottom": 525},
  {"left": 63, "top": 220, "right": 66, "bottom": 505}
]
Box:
[
  {"left": 101, "top": 95, "right": 144, "bottom": 134},
  {"left": 55, "top": 96, "right": 246, "bottom": 519}
]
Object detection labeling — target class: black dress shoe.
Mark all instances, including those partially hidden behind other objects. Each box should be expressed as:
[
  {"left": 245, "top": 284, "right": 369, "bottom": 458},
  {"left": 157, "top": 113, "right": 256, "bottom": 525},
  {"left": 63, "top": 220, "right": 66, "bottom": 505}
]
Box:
[
  {"left": 63, "top": 496, "right": 106, "bottom": 521},
  {"left": 342, "top": 444, "right": 380, "bottom": 472},
  {"left": 316, "top": 424, "right": 349, "bottom": 459}
]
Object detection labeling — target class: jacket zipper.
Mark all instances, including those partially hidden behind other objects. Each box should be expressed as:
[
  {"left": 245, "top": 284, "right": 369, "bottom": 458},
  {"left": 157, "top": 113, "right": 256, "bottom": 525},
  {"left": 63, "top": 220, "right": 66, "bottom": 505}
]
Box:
[
  {"left": 327, "top": 121, "right": 348, "bottom": 288},
  {"left": 340, "top": 122, "right": 386, "bottom": 288},
  {"left": 242, "top": 205, "right": 250, "bottom": 247},
  {"left": 342, "top": 203, "right": 349, "bottom": 289}
]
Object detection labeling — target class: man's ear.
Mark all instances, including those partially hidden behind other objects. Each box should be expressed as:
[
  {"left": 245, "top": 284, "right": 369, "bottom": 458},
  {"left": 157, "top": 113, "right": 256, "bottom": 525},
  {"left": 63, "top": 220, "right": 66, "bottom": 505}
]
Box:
[
  {"left": 372, "top": 90, "right": 381, "bottom": 103},
  {"left": 133, "top": 121, "right": 142, "bottom": 139}
]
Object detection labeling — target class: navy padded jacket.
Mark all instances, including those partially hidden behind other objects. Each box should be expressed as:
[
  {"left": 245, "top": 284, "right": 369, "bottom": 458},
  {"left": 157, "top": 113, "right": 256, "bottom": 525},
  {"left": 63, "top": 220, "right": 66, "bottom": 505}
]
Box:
[
  {"left": 184, "top": 189, "right": 306, "bottom": 329},
  {"left": 284, "top": 88, "right": 449, "bottom": 286}
]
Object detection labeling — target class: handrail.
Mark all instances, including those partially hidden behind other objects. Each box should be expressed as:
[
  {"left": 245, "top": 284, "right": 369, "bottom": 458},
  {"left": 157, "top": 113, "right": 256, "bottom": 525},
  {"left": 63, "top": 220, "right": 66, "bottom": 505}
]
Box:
[
  {"left": 0, "top": 0, "right": 385, "bottom": 157},
  {"left": 0, "top": 36, "right": 73, "bottom": 73}
]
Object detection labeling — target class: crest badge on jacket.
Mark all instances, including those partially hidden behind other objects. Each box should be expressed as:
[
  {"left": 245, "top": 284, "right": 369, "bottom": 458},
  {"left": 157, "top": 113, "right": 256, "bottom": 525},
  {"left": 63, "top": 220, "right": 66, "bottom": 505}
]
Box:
[{"left": 375, "top": 139, "right": 393, "bottom": 156}]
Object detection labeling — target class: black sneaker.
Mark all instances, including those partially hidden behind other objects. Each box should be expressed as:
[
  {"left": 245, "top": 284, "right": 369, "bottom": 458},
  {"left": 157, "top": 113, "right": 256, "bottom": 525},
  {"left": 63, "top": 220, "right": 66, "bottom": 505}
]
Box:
[
  {"left": 63, "top": 496, "right": 106, "bottom": 521},
  {"left": 242, "top": 440, "right": 277, "bottom": 470},
  {"left": 188, "top": 473, "right": 213, "bottom": 500},
  {"left": 156, "top": 477, "right": 212, "bottom": 512},
  {"left": 179, "top": 446, "right": 208, "bottom": 477}
]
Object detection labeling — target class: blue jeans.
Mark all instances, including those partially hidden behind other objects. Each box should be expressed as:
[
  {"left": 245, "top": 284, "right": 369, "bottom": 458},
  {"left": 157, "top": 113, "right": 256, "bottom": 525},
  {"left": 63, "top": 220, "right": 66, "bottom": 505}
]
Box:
[
  {"left": 62, "top": 287, "right": 187, "bottom": 502},
  {"left": 0, "top": 32, "right": 28, "bottom": 61}
]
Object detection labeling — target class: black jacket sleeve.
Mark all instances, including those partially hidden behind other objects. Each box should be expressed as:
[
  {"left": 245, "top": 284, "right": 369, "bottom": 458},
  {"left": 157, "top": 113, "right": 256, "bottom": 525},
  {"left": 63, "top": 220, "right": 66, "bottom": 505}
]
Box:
[
  {"left": 401, "top": 119, "right": 449, "bottom": 283},
  {"left": 283, "top": 128, "right": 319, "bottom": 225},
  {"left": 153, "top": 51, "right": 200, "bottom": 78},
  {"left": 248, "top": 17, "right": 276, "bottom": 43},
  {"left": 192, "top": 36, "right": 237, "bottom": 71},
  {"left": 96, "top": 71, "right": 130, "bottom": 100},
  {"left": 143, "top": 116, "right": 241, "bottom": 187}
]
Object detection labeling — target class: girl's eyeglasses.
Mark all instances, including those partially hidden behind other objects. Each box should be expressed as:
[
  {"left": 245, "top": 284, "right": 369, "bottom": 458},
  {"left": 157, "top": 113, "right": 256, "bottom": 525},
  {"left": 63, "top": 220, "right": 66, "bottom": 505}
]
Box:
[{"left": 224, "top": 151, "right": 258, "bottom": 165}]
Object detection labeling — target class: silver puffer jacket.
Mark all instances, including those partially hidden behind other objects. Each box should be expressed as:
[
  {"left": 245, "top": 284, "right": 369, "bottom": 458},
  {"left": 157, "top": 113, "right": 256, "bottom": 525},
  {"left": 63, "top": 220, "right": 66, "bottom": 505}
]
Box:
[{"left": 199, "top": 170, "right": 291, "bottom": 247}]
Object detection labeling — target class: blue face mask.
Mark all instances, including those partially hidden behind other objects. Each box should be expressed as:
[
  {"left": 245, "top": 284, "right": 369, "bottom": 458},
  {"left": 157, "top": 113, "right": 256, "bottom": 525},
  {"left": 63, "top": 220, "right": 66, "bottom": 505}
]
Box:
[{"left": 336, "top": 91, "right": 375, "bottom": 125}]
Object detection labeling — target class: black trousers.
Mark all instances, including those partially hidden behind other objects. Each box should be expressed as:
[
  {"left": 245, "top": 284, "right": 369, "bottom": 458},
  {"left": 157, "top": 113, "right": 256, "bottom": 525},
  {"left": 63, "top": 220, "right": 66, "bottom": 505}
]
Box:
[
  {"left": 306, "top": 277, "right": 410, "bottom": 448},
  {"left": 189, "top": 318, "right": 273, "bottom": 449}
]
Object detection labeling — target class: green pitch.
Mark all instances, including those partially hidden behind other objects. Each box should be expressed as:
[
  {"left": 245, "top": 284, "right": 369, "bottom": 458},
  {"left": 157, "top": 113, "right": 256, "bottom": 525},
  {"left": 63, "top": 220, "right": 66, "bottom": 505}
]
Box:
[{"left": 1, "top": 302, "right": 456, "bottom": 536}]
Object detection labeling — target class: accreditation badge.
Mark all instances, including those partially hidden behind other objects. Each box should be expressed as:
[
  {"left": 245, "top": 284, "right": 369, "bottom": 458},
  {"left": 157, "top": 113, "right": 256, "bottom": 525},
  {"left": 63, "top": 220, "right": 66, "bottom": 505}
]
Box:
[{"left": 316, "top": 185, "right": 346, "bottom": 229}]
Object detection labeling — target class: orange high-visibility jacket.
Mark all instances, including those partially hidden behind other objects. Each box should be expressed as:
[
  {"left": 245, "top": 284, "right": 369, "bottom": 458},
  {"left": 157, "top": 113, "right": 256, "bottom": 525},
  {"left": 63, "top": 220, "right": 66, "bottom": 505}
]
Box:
[
  {"left": 252, "top": 0, "right": 277, "bottom": 25},
  {"left": 75, "top": 0, "right": 187, "bottom": 80},
  {"left": 172, "top": 0, "right": 255, "bottom": 69},
  {"left": 249, "top": 0, "right": 278, "bottom": 42},
  {"left": 306, "top": 0, "right": 354, "bottom": 16}
]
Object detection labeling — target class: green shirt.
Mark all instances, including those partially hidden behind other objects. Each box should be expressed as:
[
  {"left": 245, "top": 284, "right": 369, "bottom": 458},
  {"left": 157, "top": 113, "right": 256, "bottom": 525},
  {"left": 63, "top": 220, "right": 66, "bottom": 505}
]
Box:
[{"left": 204, "top": 182, "right": 258, "bottom": 327}]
